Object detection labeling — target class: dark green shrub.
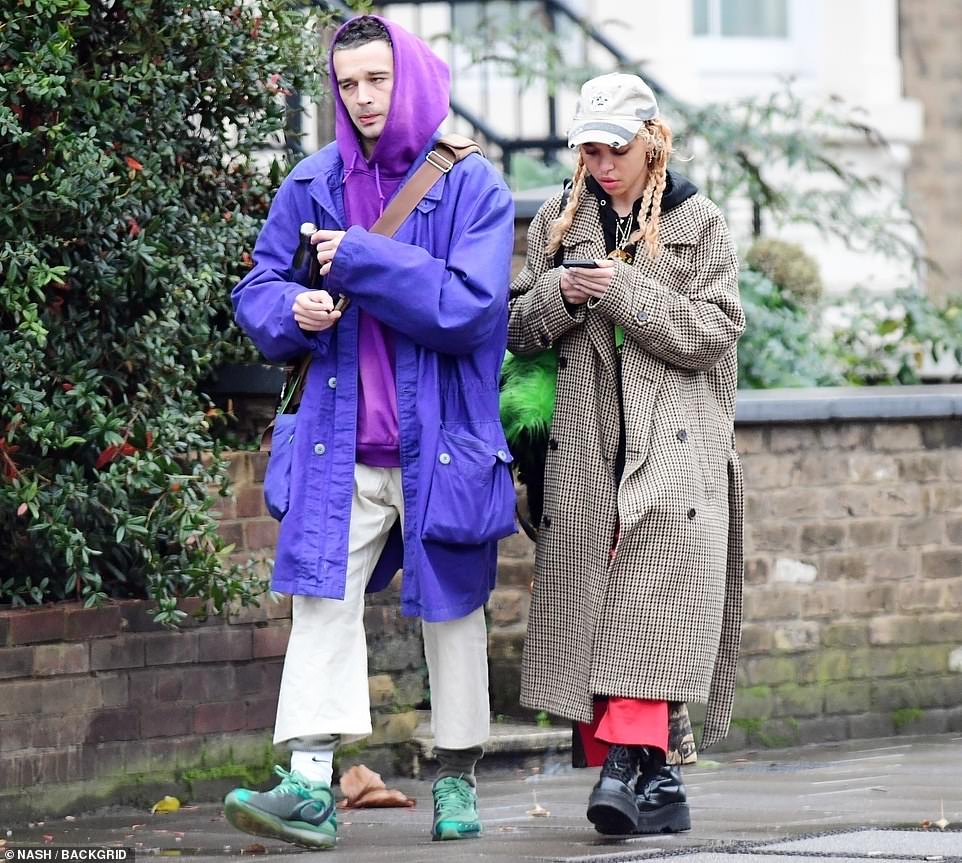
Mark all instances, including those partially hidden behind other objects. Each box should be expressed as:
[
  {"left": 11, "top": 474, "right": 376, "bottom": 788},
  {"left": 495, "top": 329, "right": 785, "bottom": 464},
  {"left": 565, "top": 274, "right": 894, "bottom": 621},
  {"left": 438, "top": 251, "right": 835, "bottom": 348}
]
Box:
[
  {"left": 738, "top": 271, "right": 962, "bottom": 389},
  {"left": 0, "top": 0, "right": 327, "bottom": 620},
  {"left": 737, "top": 270, "right": 844, "bottom": 389},
  {"left": 745, "top": 238, "right": 823, "bottom": 306}
]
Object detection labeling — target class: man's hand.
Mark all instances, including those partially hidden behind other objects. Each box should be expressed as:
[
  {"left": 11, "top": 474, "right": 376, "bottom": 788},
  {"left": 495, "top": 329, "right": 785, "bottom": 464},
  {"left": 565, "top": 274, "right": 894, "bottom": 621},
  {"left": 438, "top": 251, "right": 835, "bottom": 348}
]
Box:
[
  {"left": 293, "top": 289, "right": 342, "bottom": 332},
  {"left": 311, "top": 228, "right": 346, "bottom": 277},
  {"left": 559, "top": 259, "right": 616, "bottom": 304}
]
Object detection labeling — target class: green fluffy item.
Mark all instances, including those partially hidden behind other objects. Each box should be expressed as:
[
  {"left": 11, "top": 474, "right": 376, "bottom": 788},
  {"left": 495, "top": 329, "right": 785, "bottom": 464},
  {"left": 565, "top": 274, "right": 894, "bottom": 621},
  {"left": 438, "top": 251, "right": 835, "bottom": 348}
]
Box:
[{"left": 499, "top": 350, "right": 557, "bottom": 446}]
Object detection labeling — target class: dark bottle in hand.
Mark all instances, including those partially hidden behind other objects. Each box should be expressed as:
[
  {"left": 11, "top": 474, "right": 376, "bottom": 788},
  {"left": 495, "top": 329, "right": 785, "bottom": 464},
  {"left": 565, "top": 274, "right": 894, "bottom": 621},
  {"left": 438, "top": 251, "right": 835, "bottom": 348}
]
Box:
[{"left": 291, "top": 221, "right": 321, "bottom": 288}]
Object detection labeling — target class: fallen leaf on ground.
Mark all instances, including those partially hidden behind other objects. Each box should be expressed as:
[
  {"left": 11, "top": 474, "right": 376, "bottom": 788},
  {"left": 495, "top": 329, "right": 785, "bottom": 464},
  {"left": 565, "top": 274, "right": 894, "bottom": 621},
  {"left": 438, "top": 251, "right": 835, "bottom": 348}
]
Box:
[
  {"left": 338, "top": 764, "right": 416, "bottom": 809},
  {"left": 151, "top": 796, "right": 181, "bottom": 814},
  {"left": 242, "top": 843, "right": 267, "bottom": 854},
  {"left": 527, "top": 803, "right": 550, "bottom": 817}
]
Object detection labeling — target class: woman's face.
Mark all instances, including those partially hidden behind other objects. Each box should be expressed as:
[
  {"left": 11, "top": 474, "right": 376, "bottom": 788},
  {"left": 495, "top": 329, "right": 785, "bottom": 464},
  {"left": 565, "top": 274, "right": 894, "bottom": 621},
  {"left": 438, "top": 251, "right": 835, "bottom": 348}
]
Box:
[{"left": 580, "top": 135, "right": 649, "bottom": 204}]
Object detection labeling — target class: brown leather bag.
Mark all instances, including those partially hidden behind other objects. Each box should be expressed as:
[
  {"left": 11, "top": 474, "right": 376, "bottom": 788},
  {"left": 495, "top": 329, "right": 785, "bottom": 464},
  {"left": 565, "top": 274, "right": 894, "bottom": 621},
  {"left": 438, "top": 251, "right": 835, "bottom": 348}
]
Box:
[{"left": 260, "top": 135, "right": 484, "bottom": 451}]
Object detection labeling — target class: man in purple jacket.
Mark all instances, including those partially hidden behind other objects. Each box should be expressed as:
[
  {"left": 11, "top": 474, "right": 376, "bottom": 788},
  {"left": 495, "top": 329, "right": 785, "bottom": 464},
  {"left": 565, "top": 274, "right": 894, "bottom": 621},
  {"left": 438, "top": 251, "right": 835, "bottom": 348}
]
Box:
[{"left": 223, "top": 15, "right": 515, "bottom": 851}]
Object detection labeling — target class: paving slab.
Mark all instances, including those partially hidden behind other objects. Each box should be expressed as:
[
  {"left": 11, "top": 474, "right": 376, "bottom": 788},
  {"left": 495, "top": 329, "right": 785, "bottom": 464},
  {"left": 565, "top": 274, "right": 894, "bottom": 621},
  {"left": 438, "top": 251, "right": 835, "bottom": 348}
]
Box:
[
  {"left": 760, "top": 828, "right": 962, "bottom": 856},
  {"left": 1, "top": 734, "right": 960, "bottom": 861},
  {"left": 654, "top": 857, "right": 922, "bottom": 863}
]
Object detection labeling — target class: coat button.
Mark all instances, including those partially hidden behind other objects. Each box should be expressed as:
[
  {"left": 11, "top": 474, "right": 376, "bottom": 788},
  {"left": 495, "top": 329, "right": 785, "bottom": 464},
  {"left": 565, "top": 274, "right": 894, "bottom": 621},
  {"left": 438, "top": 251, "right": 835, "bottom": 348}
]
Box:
[
  {"left": 542, "top": 515, "right": 552, "bottom": 528},
  {"left": 439, "top": 452, "right": 451, "bottom": 465},
  {"left": 636, "top": 310, "right": 649, "bottom": 323},
  {"left": 687, "top": 508, "right": 696, "bottom": 520},
  {"left": 327, "top": 376, "right": 337, "bottom": 388},
  {"left": 539, "top": 334, "right": 551, "bottom": 347},
  {"left": 313, "top": 442, "right": 326, "bottom": 455},
  {"left": 496, "top": 449, "right": 509, "bottom": 461},
  {"left": 548, "top": 438, "right": 558, "bottom": 450},
  {"left": 558, "top": 356, "right": 568, "bottom": 369},
  {"left": 677, "top": 429, "right": 688, "bottom": 442}
]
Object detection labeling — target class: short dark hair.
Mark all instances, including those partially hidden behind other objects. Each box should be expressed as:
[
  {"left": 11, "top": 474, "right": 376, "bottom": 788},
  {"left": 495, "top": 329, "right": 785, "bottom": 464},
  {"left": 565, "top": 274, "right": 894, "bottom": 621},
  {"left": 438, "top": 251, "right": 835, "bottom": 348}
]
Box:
[{"left": 333, "top": 16, "right": 392, "bottom": 51}]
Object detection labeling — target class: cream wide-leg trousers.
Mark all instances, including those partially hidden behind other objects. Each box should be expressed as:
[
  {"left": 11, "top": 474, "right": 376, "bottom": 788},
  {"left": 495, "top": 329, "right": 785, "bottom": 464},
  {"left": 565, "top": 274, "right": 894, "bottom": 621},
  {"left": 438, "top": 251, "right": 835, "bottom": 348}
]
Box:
[{"left": 273, "top": 464, "right": 490, "bottom": 750}]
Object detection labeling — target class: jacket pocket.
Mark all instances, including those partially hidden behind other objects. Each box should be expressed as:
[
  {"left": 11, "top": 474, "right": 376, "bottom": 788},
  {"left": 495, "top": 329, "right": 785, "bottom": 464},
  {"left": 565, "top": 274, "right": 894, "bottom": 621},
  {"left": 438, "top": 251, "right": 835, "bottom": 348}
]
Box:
[
  {"left": 263, "top": 413, "right": 297, "bottom": 521},
  {"left": 421, "top": 424, "right": 516, "bottom": 544}
]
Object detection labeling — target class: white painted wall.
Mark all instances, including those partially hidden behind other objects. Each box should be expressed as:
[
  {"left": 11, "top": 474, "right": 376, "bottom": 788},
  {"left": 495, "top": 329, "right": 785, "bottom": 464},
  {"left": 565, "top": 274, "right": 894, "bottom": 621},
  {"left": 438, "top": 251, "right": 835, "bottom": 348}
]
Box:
[
  {"left": 355, "top": 1, "right": 924, "bottom": 295},
  {"left": 584, "top": 0, "right": 923, "bottom": 295}
]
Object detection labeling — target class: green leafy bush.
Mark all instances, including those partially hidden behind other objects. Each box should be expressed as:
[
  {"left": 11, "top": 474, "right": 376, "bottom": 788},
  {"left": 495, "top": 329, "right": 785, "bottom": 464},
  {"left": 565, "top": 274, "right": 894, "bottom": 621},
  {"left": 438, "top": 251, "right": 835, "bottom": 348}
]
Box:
[
  {"left": 738, "top": 271, "right": 962, "bottom": 389},
  {"left": 745, "top": 238, "right": 823, "bottom": 306},
  {"left": 0, "top": 0, "right": 327, "bottom": 619}
]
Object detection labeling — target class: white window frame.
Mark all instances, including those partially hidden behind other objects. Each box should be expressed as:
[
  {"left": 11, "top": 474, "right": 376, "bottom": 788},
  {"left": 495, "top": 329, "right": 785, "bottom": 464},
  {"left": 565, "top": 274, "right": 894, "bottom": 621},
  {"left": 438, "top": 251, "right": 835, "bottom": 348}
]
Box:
[{"left": 692, "top": 0, "right": 819, "bottom": 79}]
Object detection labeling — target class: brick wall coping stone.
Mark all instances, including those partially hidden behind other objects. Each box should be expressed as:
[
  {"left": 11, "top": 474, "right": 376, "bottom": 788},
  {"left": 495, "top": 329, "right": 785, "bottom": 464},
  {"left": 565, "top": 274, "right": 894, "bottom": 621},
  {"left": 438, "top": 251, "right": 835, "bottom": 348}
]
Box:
[
  {"left": 735, "top": 384, "right": 962, "bottom": 424},
  {"left": 207, "top": 368, "right": 962, "bottom": 426},
  {"left": 513, "top": 186, "right": 558, "bottom": 219}
]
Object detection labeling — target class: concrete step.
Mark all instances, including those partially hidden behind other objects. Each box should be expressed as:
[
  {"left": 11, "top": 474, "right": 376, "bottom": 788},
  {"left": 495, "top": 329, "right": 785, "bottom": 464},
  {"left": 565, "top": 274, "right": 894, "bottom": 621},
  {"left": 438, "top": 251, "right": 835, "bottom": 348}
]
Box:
[{"left": 412, "top": 711, "right": 571, "bottom": 778}]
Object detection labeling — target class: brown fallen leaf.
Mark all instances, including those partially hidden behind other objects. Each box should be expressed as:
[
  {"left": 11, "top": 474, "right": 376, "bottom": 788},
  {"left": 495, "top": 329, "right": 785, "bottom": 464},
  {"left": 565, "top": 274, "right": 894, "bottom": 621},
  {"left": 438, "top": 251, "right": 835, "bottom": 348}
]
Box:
[
  {"left": 242, "top": 843, "right": 268, "bottom": 854},
  {"left": 337, "top": 764, "right": 416, "bottom": 809}
]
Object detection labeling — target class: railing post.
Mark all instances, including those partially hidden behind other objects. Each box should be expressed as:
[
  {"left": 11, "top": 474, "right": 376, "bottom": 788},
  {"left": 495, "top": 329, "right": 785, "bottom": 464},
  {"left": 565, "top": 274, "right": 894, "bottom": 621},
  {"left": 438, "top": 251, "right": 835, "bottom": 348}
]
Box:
[{"left": 544, "top": 0, "right": 558, "bottom": 163}]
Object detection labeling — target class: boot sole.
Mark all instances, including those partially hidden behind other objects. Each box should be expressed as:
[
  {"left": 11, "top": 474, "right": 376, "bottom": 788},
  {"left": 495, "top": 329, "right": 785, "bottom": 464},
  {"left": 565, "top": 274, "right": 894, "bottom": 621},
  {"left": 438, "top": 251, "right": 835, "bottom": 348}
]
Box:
[
  {"left": 635, "top": 802, "right": 691, "bottom": 834},
  {"left": 224, "top": 798, "right": 336, "bottom": 850},
  {"left": 587, "top": 791, "right": 639, "bottom": 835}
]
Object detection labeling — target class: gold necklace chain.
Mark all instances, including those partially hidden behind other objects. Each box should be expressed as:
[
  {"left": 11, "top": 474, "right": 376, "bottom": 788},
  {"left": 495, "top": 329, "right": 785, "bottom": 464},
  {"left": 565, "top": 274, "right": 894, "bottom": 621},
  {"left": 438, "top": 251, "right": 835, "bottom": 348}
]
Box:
[{"left": 615, "top": 212, "right": 635, "bottom": 249}]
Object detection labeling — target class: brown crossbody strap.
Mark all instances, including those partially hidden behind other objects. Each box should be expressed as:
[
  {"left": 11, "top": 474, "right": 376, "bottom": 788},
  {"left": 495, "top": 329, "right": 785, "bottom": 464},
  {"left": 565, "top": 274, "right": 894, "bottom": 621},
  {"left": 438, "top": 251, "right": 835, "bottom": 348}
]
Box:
[
  {"left": 364, "top": 134, "right": 483, "bottom": 240},
  {"left": 261, "top": 135, "right": 484, "bottom": 451}
]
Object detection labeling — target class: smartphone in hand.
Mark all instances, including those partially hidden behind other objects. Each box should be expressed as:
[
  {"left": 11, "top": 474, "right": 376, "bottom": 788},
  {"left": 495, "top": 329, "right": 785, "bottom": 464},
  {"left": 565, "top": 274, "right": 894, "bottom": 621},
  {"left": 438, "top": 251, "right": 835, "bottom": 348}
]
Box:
[{"left": 562, "top": 259, "right": 599, "bottom": 268}]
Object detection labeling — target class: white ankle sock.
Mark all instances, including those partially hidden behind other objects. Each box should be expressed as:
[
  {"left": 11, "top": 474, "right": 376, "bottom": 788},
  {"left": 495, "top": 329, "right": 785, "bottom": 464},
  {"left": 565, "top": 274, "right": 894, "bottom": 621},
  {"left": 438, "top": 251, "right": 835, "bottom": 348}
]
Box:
[{"left": 291, "top": 749, "right": 334, "bottom": 786}]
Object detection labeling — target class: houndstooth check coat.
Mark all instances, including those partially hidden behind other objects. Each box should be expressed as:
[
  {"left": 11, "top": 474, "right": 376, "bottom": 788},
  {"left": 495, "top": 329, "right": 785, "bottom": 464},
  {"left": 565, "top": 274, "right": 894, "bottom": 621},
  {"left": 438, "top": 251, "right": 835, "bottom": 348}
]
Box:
[{"left": 507, "top": 186, "right": 745, "bottom": 750}]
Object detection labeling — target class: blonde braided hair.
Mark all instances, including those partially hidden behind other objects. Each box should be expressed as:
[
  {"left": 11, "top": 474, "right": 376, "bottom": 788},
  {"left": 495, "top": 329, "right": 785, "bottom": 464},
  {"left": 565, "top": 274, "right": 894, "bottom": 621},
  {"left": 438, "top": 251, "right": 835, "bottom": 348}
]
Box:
[
  {"left": 545, "top": 117, "right": 673, "bottom": 261},
  {"left": 545, "top": 156, "right": 587, "bottom": 257}
]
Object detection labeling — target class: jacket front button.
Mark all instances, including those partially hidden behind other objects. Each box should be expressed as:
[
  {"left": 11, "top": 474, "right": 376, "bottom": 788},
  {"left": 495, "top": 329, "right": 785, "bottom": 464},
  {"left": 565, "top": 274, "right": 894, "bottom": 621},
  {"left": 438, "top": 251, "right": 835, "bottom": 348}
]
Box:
[
  {"left": 439, "top": 452, "right": 451, "bottom": 465},
  {"left": 542, "top": 515, "right": 552, "bottom": 528},
  {"left": 313, "top": 442, "right": 326, "bottom": 455},
  {"left": 496, "top": 449, "right": 508, "bottom": 461},
  {"left": 548, "top": 438, "right": 558, "bottom": 450},
  {"left": 327, "top": 376, "right": 337, "bottom": 388},
  {"left": 558, "top": 356, "right": 568, "bottom": 369},
  {"left": 636, "top": 310, "right": 649, "bottom": 323},
  {"left": 539, "top": 334, "right": 551, "bottom": 347},
  {"left": 677, "top": 429, "right": 688, "bottom": 442},
  {"left": 687, "top": 508, "right": 696, "bottom": 520}
]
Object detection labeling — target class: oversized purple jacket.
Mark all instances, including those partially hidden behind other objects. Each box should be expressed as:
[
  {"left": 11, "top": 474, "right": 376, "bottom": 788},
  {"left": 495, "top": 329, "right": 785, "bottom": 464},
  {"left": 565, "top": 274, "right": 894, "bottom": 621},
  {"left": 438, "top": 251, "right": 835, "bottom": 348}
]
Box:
[{"left": 231, "top": 139, "right": 517, "bottom": 621}]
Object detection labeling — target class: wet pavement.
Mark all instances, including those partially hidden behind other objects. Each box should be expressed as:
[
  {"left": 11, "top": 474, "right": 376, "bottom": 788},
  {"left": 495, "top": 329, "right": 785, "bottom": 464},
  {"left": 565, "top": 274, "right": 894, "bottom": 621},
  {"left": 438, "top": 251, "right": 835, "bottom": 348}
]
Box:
[{"left": 2, "top": 734, "right": 960, "bottom": 861}]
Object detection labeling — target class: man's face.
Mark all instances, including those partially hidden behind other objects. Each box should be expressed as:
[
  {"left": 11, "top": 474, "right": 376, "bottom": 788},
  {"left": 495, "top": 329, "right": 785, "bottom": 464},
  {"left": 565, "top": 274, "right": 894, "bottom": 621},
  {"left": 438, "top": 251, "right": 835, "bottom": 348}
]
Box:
[{"left": 333, "top": 40, "right": 394, "bottom": 156}]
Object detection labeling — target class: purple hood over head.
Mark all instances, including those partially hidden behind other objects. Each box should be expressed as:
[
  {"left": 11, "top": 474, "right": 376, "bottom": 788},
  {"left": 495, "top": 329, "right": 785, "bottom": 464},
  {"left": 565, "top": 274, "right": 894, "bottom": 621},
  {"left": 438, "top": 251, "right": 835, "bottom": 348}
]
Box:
[
  {"left": 329, "top": 17, "right": 451, "bottom": 468},
  {"left": 330, "top": 16, "right": 450, "bottom": 194}
]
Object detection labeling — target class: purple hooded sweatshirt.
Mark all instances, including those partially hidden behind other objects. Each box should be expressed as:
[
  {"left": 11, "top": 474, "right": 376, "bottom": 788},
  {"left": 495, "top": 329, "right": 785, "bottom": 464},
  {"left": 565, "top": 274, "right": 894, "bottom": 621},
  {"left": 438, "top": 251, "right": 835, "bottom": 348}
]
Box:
[{"left": 331, "top": 17, "right": 450, "bottom": 467}]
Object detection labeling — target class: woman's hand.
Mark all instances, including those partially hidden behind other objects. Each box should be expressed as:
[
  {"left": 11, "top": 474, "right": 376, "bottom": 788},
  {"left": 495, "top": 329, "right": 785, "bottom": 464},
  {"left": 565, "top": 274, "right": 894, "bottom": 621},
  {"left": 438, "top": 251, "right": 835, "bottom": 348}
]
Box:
[
  {"left": 293, "top": 289, "right": 342, "bottom": 332},
  {"left": 559, "top": 259, "right": 616, "bottom": 304}
]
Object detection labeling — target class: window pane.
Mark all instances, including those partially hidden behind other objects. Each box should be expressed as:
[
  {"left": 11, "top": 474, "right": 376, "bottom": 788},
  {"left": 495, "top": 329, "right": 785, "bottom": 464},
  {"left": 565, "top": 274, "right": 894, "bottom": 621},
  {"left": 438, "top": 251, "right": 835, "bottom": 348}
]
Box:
[
  {"left": 693, "top": 0, "right": 710, "bottom": 35},
  {"left": 720, "top": 0, "right": 788, "bottom": 37}
]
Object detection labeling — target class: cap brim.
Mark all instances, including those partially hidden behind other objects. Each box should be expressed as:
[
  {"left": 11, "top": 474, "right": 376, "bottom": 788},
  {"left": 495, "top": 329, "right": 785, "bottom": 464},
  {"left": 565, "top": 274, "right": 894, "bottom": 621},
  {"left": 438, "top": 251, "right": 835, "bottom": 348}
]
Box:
[{"left": 567, "top": 119, "right": 643, "bottom": 149}]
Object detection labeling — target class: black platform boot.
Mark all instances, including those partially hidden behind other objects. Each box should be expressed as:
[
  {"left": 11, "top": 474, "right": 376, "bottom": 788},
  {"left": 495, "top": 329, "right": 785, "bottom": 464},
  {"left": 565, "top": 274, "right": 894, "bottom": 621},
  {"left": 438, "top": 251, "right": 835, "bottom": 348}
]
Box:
[
  {"left": 586, "top": 745, "right": 641, "bottom": 835},
  {"left": 635, "top": 761, "right": 691, "bottom": 834}
]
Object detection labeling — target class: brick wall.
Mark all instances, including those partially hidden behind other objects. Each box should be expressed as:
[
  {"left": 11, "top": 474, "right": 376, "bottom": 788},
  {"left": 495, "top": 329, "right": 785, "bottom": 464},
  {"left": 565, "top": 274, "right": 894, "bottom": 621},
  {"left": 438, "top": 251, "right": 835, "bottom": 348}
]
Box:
[
  {"left": 489, "top": 416, "right": 962, "bottom": 745},
  {"left": 900, "top": 0, "right": 962, "bottom": 299},
  {"left": 0, "top": 453, "right": 427, "bottom": 822},
  {"left": 4, "top": 415, "right": 960, "bottom": 820}
]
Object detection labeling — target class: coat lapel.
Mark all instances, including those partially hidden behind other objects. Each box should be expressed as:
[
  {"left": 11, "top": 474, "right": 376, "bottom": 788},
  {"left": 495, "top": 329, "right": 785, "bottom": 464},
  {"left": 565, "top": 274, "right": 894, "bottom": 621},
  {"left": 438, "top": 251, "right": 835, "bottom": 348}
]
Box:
[{"left": 563, "top": 193, "right": 620, "bottom": 385}]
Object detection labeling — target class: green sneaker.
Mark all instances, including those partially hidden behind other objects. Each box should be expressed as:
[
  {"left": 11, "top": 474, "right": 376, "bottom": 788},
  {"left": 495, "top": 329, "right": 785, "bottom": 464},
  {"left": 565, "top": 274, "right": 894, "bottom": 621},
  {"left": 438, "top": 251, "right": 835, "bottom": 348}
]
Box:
[
  {"left": 431, "top": 776, "right": 482, "bottom": 841},
  {"left": 224, "top": 766, "right": 336, "bottom": 850}
]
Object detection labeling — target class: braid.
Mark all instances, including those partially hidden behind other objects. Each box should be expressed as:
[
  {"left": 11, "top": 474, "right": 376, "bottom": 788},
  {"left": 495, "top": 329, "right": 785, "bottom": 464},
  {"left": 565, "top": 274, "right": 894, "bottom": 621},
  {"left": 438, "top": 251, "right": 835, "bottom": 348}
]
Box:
[
  {"left": 545, "top": 155, "right": 587, "bottom": 257},
  {"left": 627, "top": 118, "right": 672, "bottom": 259}
]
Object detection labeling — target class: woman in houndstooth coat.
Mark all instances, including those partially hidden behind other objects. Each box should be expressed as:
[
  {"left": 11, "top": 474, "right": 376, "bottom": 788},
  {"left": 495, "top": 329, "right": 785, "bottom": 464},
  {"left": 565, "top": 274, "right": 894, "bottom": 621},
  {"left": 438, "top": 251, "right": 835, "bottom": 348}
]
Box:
[{"left": 506, "top": 73, "right": 745, "bottom": 836}]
